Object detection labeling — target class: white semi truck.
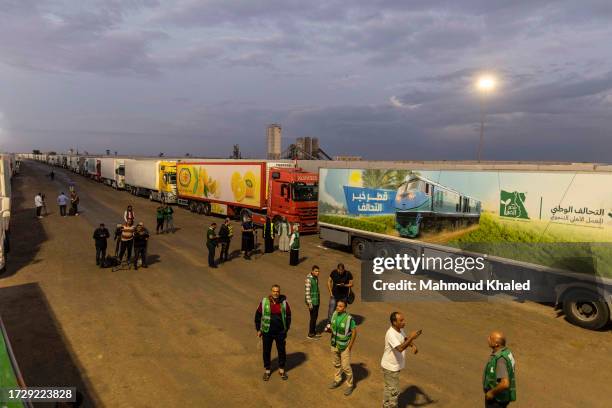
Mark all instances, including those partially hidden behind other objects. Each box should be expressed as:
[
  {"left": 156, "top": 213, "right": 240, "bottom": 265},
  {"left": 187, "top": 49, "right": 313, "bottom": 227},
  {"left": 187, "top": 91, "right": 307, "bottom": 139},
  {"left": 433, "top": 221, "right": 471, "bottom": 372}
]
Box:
[
  {"left": 309, "top": 160, "right": 612, "bottom": 331},
  {"left": 124, "top": 159, "right": 178, "bottom": 203},
  {"left": 99, "top": 158, "right": 125, "bottom": 189},
  {"left": 0, "top": 154, "right": 13, "bottom": 272}
]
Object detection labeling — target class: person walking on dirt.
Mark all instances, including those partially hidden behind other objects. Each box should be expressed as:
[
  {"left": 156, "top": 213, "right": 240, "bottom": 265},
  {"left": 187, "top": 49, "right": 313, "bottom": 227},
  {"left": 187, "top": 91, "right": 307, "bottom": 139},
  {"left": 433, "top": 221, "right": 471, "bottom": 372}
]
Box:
[
  {"left": 381, "top": 312, "right": 422, "bottom": 408},
  {"left": 255, "top": 284, "right": 291, "bottom": 381},
  {"left": 241, "top": 215, "right": 255, "bottom": 260},
  {"left": 263, "top": 216, "right": 275, "bottom": 253},
  {"left": 133, "top": 222, "right": 150, "bottom": 270},
  {"left": 70, "top": 191, "right": 80, "bottom": 216},
  {"left": 34, "top": 192, "right": 44, "bottom": 219},
  {"left": 49, "top": 170, "right": 55, "bottom": 181},
  {"left": 93, "top": 223, "right": 110, "bottom": 268},
  {"left": 124, "top": 205, "right": 135, "bottom": 224},
  {"left": 57, "top": 192, "right": 69, "bottom": 217},
  {"left": 156, "top": 204, "right": 165, "bottom": 234},
  {"left": 218, "top": 218, "right": 233, "bottom": 263},
  {"left": 327, "top": 263, "right": 354, "bottom": 321},
  {"left": 483, "top": 331, "right": 516, "bottom": 408},
  {"left": 326, "top": 299, "right": 357, "bottom": 396},
  {"left": 206, "top": 222, "right": 218, "bottom": 268},
  {"left": 305, "top": 265, "right": 321, "bottom": 339},
  {"left": 277, "top": 217, "right": 291, "bottom": 252},
  {"left": 118, "top": 219, "right": 136, "bottom": 266},
  {"left": 113, "top": 223, "right": 123, "bottom": 256},
  {"left": 289, "top": 223, "right": 300, "bottom": 266},
  {"left": 164, "top": 204, "right": 174, "bottom": 233}
]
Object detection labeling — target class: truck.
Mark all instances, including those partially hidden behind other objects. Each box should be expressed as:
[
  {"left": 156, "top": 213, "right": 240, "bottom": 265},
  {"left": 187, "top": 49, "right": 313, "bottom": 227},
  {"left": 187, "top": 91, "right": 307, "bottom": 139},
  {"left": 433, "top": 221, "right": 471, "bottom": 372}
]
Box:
[
  {"left": 0, "top": 154, "right": 12, "bottom": 272},
  {"left": 99, "top": 158, "right": 125, "bottom": 189},
  {"left": 176, "top": 160, "right": 318, "bottom": 231},
  {"left": 124, "top": 159, "right": 177, "bottom": 203},
  {"left": 85, "top": 158, "right": 101, "bottom": 180},
  {"left": 314, "top": 161, "right": 612, "bottom": 330}
]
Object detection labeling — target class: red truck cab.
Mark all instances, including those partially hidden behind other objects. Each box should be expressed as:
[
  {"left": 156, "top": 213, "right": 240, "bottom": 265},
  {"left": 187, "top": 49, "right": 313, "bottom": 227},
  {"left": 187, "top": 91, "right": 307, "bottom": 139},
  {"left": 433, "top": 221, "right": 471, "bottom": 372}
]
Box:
[{"left": 252, "top": 167, "right": 318, "bottom": 232}]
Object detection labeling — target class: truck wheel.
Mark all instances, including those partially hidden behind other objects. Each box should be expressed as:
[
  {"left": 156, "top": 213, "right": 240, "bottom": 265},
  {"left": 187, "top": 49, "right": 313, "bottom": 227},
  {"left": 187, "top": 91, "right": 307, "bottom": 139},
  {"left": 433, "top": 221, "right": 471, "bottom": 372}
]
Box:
[
  {"left": 188, "top": 201, "right": 198, "bottom": 213},
  {"left": 352, "top": 238, "right": 371, "bottom": 260},
  {"left": 202, "top": 202, "right": 211, "bottom": 216},
  {"left": 562, "top": 289, "right": 610, "bottom": 330},
  {"left": 149, "top": 192, "right": 154, "bottom": 201}
]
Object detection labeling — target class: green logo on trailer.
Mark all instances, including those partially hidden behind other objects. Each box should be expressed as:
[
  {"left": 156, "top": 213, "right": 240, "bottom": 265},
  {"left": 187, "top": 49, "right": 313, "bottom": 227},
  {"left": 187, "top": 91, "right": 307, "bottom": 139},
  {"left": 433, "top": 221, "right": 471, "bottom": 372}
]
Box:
[{"left": 500, "top": 190, "right": 529, "bottom": 220}]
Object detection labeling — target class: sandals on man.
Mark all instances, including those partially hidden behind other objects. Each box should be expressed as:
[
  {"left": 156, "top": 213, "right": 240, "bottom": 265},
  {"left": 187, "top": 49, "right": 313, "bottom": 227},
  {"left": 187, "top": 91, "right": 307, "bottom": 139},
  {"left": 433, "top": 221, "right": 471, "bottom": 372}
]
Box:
[{"left": 263, "top": 372, "right": 271, "bottom": 381}]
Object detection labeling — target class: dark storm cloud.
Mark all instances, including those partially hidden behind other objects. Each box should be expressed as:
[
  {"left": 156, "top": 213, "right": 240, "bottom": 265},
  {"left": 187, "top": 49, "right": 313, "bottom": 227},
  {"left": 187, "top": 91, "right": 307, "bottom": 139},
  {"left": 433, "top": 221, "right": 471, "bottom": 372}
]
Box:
[{"left": 1, "top": 0, "right": 612, "bottom": 163}]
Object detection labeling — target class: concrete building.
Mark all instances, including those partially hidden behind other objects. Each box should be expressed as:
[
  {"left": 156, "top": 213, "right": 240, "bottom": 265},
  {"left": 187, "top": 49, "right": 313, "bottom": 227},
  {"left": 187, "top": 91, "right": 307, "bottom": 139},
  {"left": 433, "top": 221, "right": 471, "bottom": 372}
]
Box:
[{"left": 267, "top": 124, "right": 282, "bottom": 159}]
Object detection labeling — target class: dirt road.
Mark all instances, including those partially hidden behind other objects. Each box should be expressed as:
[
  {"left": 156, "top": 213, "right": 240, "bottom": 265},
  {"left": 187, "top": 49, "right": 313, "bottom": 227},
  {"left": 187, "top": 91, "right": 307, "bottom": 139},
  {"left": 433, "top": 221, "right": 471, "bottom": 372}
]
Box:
[{"left": 1, "top": 161, "right": 610, "bottom": 407}]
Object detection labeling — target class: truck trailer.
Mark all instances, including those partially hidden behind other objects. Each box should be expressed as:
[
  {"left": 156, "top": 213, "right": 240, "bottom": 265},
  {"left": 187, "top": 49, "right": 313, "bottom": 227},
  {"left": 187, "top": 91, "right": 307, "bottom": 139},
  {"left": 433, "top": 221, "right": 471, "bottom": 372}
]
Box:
[
  {"left": 0, "top": 154, "right": 12, "bottom": 272},
  {"left": 99, "top": 158, "right": 125, "bottom": 189},
  {"left": 124, "top": 159, "right": 177, "bottom": 203},
  {"left": 316, "top": 161, "right": 612, "bottom": 330},
  {"left": 176, "top": 160, "right": 318, "bottom": 231}
]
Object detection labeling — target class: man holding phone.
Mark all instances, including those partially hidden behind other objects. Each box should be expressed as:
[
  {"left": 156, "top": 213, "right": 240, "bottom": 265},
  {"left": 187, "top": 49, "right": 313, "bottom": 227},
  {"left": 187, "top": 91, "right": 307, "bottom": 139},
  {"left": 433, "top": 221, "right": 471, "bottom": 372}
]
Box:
[
  {"left": 327, "top": 263, "right": 353, "bottom": 321},
  {"left": 381, "top": 311, "right": 422, "bottom": 408}
]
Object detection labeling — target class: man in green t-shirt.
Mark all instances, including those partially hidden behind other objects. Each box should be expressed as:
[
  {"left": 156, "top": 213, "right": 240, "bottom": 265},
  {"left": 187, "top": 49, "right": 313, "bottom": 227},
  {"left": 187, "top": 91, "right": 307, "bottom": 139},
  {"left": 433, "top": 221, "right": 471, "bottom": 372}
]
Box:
[{"left": 325, "top": 299, "right": 357, "bottom": 396}]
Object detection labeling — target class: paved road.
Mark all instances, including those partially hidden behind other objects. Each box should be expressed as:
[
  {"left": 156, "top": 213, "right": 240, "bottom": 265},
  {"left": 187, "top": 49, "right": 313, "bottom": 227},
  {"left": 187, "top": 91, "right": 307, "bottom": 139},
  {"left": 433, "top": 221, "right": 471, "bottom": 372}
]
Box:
[{"left": 1, "top": 161, "right": 610, "bottom": 408}]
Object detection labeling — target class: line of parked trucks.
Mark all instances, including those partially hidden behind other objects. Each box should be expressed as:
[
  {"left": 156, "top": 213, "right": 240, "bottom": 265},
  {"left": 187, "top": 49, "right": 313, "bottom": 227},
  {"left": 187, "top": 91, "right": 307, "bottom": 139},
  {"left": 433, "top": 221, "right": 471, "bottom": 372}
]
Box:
[{"left": 15, "top": 154, "right": 612, "bottom": 330}]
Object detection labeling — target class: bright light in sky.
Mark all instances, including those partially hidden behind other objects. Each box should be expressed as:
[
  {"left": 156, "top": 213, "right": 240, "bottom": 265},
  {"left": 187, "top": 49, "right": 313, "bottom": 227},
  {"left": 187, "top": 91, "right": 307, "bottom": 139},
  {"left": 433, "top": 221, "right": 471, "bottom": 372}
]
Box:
[{"left": 476, "top": 75, "right": 496, "bottom": 92}]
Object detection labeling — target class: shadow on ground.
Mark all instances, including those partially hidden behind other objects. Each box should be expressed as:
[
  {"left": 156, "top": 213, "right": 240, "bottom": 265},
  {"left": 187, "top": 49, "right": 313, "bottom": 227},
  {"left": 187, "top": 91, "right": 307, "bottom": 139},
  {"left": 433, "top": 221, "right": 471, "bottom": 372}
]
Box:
[
  {"left": 0, "top": 283, "right": 101, "bottom": 407},
  {"left": 399, "top": 385, "right": 436, "bottom": 407}
]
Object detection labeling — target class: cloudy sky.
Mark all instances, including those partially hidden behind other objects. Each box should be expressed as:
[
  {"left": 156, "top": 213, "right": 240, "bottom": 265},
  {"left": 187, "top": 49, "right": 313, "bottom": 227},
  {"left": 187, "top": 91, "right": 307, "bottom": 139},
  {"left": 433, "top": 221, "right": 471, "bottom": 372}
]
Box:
[{"left": 1, "top": 0, "right": 612, "bottom": 162}]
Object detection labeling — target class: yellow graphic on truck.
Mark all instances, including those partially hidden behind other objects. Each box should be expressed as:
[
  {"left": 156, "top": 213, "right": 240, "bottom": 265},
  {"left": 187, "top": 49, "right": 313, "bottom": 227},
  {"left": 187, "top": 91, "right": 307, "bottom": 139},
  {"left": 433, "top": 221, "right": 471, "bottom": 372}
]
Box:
[{"left": 178, "top": 163, "right": 263, "bottom": 207}]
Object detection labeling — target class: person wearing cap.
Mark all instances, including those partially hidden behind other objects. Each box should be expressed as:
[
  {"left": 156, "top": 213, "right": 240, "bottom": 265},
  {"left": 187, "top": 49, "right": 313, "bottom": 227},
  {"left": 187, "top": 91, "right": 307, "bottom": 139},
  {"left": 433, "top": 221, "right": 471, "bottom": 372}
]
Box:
[
  {"left": 218, "top": 218, "right": 233, "bottom": 263},
  {"left": 92, "top": 223, "right": 110, "bottom": 267},
  {"left": 133, "top": 222, "right": 150, "bottom": 270}
]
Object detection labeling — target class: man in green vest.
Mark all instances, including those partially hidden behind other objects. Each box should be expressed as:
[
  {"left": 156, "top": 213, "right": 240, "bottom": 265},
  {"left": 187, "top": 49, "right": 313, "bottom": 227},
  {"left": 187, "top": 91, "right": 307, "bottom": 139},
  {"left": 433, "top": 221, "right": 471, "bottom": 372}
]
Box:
[
  {"left": 206, "top": 222, "right": 218, "bottom": 268},
  {"left": 255, "top": 284, "right": 292, "bottom": 381},
  {"left": 325, "top": 299, "right": 357, "bottom": 396},
  {"left": 483, "top": 331, "right": 516, "bottom": 408},
  {"left": 305, "top": 265, "right": 321, "bottom": 339}
]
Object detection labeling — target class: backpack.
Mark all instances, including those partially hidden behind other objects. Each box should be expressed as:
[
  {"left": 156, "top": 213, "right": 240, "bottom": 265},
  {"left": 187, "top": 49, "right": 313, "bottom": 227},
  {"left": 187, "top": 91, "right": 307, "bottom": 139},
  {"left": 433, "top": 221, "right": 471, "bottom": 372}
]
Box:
[{"left": 103, "top": 255, "right": 120, "bottom": 268}]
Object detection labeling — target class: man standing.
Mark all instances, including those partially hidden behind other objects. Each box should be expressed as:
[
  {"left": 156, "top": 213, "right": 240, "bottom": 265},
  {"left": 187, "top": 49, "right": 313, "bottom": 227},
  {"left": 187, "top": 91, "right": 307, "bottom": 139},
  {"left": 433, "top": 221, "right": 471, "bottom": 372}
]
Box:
[
  {"left": 483, "top": 331, "right": 516, "bottom": 408},
  {"left": 289, "top": 224, "right": 300, "bottom": 266},
  {"left": 70, "top": 191, "right": 80, "bottom": 216},
  {"left": 218, "top": 218, "right": 233, "bottom": 263},
  {"left": 326, "top": 299, "right": 357, "bottom": 396},
  {"left": 305, "top": 265, "right": 321, "bottom": 339},
  {"left": 255, "top": 284, "right": 291, "bottom": 381},
  {"left": 381, "top": 312, "right": 422, "bottom": 408},
  {"left": 92, "top": 223, "right": 110, "bottom": 268},
  {"left": 34, "top": 193, "right": 44, "bottom": 219},
  {"left": 164, "top": 204, "right": 174, "bottom": 233},
  {"left": 156, "top": 204, "right": 165, "bottom": 234},
  {"left": 263, "top": 216, "right": 274, "bottom": 253},
  {"left": 118, "top": 219, "right": 135, "bottom": 266},
  {"left": 133, "top": 222, "right": 150, "bottom": 270},
  {"left": 57, "top": 192, "right": 69, "bottom": 217},
  {"left": 206, "top": 222, "right": 218, "bottom": 268},
  {"left": 241, "top": 215, "right": 254, "bottom": 260},
  {"left": 327, "top": 263, "right": 354, "bottom": 320}
]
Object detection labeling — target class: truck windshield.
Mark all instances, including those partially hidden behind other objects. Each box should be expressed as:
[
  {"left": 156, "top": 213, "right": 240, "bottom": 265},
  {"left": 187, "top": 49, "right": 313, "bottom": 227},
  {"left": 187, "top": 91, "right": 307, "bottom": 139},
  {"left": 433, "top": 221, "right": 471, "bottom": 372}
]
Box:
[
  {"left": 292, "top": 183, "right": 318, "bottom": 202},
  {"left": 117, "top": 166, "right": 125, "bottom": 176},
  {"left": 169, "top": 173, "right": 177, "bottom": 184}
]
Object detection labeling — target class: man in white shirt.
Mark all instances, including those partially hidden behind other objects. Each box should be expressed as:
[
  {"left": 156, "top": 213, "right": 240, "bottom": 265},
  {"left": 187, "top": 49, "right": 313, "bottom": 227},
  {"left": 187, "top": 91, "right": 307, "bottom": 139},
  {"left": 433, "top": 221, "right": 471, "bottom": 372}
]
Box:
[
  {"left": 380, "top": 312, "right": 421, "bottom": 408},
  {"left": 34, "top": 193, "right": 44, "bottom": 219}
]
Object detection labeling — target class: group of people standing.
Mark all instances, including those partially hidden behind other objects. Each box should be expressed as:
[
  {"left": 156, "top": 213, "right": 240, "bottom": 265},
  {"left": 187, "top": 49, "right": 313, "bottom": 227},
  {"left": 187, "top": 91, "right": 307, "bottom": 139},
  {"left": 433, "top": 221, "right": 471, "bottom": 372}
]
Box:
[
  {"left": 92, "top": 204, "right": 150, "bottom": 270},
  {"left": 34, "top": 190, "right": 79, "bottom": 219},
  {"left": 254, "top": 271, "right": 516, "bottom": 408},
  {"left": 204, "top": 215, "right": 301, "bottom": 268},
  {"left": 155, "top": 203, "right": 175, "bottom": 234}
]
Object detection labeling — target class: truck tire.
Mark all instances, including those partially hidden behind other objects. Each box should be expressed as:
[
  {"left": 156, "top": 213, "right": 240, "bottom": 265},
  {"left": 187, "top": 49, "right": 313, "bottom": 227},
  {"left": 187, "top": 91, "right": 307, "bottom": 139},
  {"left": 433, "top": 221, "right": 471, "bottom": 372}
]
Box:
[
  {"left": 202, "top": 202, "right": 211, "bottom": 216},
  {"left": 149, "top": 192, "right": 154, "bottom": 201},
  {"left": 188, "top": 201, "right": 198, "bottom": 213},
  {"left": 352, "top": 238, "right": 372, "bottom": 260},
  {"left": 562, "top": 289, "right": 610, "bottom": 330}
]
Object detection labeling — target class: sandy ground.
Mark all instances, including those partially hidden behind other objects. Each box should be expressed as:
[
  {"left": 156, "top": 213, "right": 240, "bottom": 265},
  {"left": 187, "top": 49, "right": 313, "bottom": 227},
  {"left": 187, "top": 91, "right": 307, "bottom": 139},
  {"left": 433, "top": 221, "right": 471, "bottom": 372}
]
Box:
[{"left": 0, "top": 161, "right": 610, "bottom": 408}]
